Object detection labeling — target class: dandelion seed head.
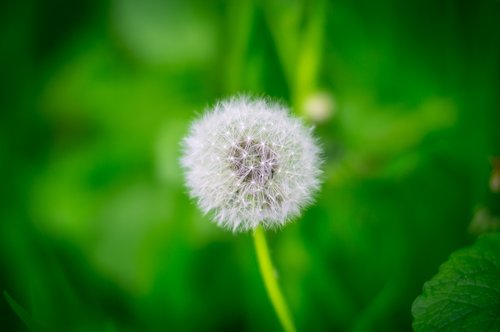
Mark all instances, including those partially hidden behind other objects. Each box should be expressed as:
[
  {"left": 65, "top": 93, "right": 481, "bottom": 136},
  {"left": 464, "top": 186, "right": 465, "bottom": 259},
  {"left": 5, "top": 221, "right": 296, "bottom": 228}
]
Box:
[{"left": 181, "top": 96, "right": 322, "bottom": 232}]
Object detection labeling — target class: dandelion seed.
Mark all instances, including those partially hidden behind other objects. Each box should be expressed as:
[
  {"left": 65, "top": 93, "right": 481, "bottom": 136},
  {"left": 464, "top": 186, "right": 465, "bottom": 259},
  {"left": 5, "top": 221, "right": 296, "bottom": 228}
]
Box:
[{"left": 181, "top": 95, "right": 322, "bottom": 232}]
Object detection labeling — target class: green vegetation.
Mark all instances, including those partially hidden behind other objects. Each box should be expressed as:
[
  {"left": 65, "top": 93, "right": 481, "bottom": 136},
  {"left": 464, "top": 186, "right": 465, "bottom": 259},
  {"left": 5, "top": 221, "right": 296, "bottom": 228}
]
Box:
[
  {"left": 1, "top": 0, "right": 499, "bottom": 331},
  {"left": 412, "top": 233, "right": 500, "bottom": 332}
]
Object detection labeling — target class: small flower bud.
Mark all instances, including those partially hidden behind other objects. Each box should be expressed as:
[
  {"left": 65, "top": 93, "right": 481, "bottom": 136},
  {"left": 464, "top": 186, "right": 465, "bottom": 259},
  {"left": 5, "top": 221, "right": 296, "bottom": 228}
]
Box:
[
  {"left": 490, "top": 157, "right": 500, "bottom": 193},
  {"left": 303, "top": 91, "right": 335, "bottom": 123}
]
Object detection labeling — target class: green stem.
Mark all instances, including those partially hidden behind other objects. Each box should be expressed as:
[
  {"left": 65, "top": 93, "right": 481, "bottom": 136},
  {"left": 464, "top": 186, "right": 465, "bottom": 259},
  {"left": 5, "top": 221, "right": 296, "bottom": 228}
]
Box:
[{"left": 253, "top": 226, "right": 297, "bottom": 332}]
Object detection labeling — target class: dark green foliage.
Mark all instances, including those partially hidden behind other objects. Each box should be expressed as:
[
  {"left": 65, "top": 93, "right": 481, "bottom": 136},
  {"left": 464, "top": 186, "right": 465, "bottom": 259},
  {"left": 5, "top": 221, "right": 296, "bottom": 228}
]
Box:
[
  {"left": 4, "top": 292, "right": 41, "bottom": 331},
  {"left": 412, "top": 233, "right": 500, "bottom": 332},
  {"left": 0, "top": 0, "right": 499, "bottom": 331}
]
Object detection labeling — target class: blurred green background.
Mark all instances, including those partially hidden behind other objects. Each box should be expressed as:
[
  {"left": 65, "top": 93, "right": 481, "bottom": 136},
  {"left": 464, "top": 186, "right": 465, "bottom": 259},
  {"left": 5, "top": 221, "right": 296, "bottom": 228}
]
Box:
[{"left": 1, "top": 0, "right": 499, "bottom": 331}]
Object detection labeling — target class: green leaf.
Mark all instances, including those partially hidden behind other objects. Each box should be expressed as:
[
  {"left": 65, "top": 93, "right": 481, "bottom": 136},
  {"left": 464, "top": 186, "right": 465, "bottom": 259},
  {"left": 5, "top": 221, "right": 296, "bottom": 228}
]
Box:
[
  {"left": 412, "top": 233, "right": 500, "bottom": 332},
  {"left": 4, "top": 291, "right": 40, "bottom": 331}
]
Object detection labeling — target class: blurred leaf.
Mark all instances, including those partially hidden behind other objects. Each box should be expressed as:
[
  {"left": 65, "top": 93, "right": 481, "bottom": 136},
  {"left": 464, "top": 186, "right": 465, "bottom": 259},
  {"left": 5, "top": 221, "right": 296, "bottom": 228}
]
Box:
[
  {"left": 112, "top": 0, "right": 216, "bottom": 66},
  {"left": 412, "top": 233, "right": 500, "bottom": 332},
  {"left": 4, "top": 291, "right": 41, "bottom": 331}
]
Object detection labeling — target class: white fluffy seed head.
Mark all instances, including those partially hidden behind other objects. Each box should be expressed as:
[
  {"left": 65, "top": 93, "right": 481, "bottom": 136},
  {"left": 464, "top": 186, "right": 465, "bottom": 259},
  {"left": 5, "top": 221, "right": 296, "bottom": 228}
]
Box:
[{"left": 181, "top": 96, "right": 322, "bottom": 232}]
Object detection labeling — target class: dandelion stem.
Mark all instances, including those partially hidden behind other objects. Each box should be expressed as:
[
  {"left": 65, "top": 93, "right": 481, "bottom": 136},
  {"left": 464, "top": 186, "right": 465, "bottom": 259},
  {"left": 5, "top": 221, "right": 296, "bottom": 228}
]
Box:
[{"left": 253, "top": 226, "right": 297, "bottom": 332}]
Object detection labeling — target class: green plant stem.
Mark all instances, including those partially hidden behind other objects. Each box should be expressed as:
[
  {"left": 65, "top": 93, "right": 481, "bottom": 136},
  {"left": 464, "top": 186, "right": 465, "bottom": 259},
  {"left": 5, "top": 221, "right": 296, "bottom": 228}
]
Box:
[{"left": 253, "top": 226, "right": 297, "bottom": 332}]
